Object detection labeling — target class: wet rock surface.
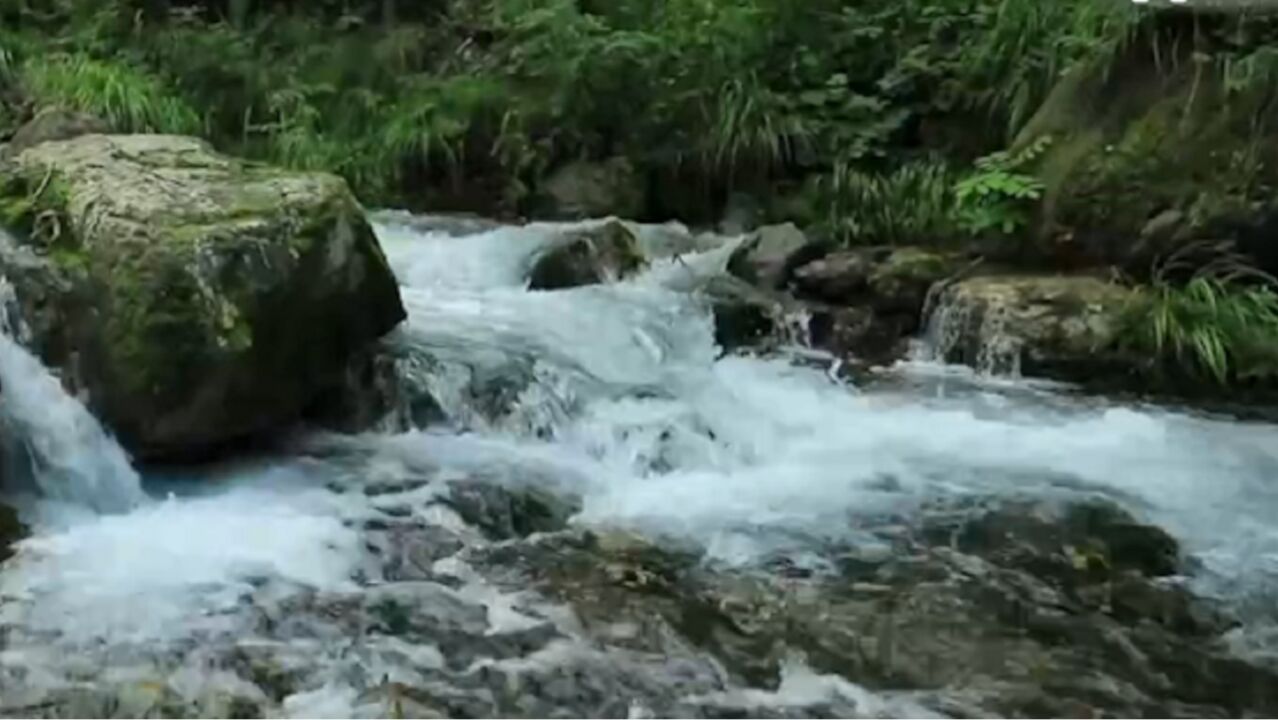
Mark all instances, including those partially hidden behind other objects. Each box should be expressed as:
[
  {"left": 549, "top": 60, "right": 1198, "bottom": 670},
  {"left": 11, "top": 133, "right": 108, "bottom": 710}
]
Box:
[
  {"left": 696, "top": 275, "right": 788, "bottom": 354},
  {"left": 528, "top": 219, "right": 648, "bottom": 290},
  {"left": 4, "top": 461, "right": 1273, "bottom": 719}
]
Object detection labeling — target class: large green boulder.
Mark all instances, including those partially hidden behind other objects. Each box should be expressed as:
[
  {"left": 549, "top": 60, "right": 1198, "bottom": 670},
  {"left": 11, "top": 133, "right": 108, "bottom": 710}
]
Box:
[{"left": 0, "top": 134, "right": 405, "bottom": 458}]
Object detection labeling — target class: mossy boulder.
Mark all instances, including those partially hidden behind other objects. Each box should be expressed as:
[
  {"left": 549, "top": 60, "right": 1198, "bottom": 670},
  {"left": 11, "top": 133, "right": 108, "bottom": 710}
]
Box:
[
  {"left": 1022, "top": 17, "right": 1278, "bottom": 275},
  {"left": 0, "top": 134, "right": 405, "bottom": 458},
  {"left": 528, "top": 219, "right": 647, "bottom": 290},
  {"left": 923, "top": 274, "right": 1134, "bottom": 380}
]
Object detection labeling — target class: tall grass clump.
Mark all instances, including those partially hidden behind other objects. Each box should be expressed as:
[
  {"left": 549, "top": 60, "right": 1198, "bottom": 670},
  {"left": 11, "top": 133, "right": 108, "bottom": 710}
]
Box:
[
  {"left": 813, "top": 160, "right": 959, "bottom": 246},
  {"left": 1121, "top": 254, "right": 1278, "bottom": 384},
  {"left": 20, "top": 53, "right": 202, "bottom": 134}
]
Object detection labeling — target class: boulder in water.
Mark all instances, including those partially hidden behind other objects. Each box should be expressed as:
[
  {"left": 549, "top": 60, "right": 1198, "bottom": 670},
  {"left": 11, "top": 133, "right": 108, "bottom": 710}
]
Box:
[
  {"left": 0, "top": 134, "right": 406, "bottom": 458},
  {"left": 726, "top": 222, "right": 825, "bottom": 291},
  {"left": 528, "top": 219, "right": 647, "bottom": 290},
  {"left": 539, "top": 157, "right": 644, "bottom": 220},
  {"left": 4, "top": 107, "right": 108, "bottom": 157},
  {"left": 924, "top": 274, "right": 1133, "bottom": 379}
]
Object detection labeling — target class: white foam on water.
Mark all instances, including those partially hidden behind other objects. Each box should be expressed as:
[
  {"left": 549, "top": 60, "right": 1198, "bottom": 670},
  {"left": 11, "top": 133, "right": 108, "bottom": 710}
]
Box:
[
  {"left": 0, "top": 461, "right": 362, "bottom": 643},
  {"left": 4, "top": 214, "right": 1278, "bottom": 712},
  {"left": 365, "top": 217, "right": 1278, "bottom": 596}
]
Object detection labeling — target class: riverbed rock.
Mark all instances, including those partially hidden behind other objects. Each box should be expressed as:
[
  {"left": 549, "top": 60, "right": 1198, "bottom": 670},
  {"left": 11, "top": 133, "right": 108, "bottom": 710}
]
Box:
[
  {"left": 4, "top": 107, "right": 108, "bottom": 157},
  {"left": 923, "top": 274, "right": 1134, "bottom": 379},
  {"left": 438, "top": 480, "right": 581, "bottom": 541},
  {"left": 726, "top": 223, "right": 825, "bottom": 291},
  {"left": 528, "top": 219, "right": 647, "bottom": 290},
  {"left": 465, "top": 497, "right": 1274, "bottom": 718},
  {"left": 540, "top": 157, "right": 644, "bottom": 220},
  {"left": 0, "top": 134, "right": 406, "bottom": 458}
]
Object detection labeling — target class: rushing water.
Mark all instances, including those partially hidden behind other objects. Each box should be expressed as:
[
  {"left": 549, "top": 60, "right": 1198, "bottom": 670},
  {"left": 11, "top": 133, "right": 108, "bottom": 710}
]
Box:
[{"left": 3, "top": 214, "right": 1278, "bottom": 716}]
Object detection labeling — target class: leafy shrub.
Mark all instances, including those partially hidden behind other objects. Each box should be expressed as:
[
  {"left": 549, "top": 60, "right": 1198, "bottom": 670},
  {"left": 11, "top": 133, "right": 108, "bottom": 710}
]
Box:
[{"left": 953, "top": 135, "right": 1051, "bottom": 236}]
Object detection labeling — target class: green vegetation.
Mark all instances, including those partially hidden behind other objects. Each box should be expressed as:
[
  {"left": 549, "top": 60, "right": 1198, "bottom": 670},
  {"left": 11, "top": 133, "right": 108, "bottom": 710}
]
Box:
[
  {"left": 0, "top": 0, "right": 1139, "bottom": 216},
  {"left": 19, "top": 53, "right": 202, "bottom": 133},
  {"left": 810, "top": 160, "right": 958, "bottom": 246},
  {"left": 952, "top": 135, "right": 1050, "bottom": 237},
  {"left": 1120, "top": 256, "right": 1278, "bottom": 385},
  {"left": 3, "top": 0, "right": 1278, "bottom": 389}
]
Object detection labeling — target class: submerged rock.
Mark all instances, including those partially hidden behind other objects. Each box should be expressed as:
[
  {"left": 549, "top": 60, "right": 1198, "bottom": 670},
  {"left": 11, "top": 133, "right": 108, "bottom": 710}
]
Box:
[
  {"left": 528, "top": 219, "right": 647, "bottom": 290},
  {"left": 727, "top": 223, "right": 825, "bottom": 291},
  {"left": 922, "top": 274, "right": 1133, "bottom": 379},
  {"left": 0, "top": 134, "right": 406, "bottom": 458}
]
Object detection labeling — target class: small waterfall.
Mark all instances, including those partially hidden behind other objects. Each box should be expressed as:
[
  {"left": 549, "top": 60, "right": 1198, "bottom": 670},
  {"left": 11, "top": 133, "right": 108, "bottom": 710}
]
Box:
[
  {"left": 0, "top": 278, "right": 146, "bottom": 513},
  {"left": 912, "top": 280, "right": 1023, "bottom": 376}
]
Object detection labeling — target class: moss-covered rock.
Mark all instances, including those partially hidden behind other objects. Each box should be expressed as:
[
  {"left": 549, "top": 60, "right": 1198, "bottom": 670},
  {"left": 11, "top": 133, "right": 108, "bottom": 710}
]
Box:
[
  {"left": 923, "top": 274, "right": 1134, "bottom": 380},
  {"left": 1021, "top": 17, "right": 1278, "bottom": 276},
  {"left": 0, "top": 134, "right": 405, "bottom": 458}
]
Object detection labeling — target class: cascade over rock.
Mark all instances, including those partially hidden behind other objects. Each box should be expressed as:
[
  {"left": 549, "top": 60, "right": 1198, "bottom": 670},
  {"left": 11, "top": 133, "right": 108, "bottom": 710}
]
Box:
[
  {"left": 921, "top": 274, "right": 1133, "bottom": 378},
  {"left": 0, "top": 134, "right": 406, "bottom": 458}
]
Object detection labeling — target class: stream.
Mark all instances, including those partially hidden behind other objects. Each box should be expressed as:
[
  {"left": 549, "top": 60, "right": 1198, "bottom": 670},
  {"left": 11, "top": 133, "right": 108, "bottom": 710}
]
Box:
[{"left": 2, "top": 214, "right": 1278, "bottom": 717}]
